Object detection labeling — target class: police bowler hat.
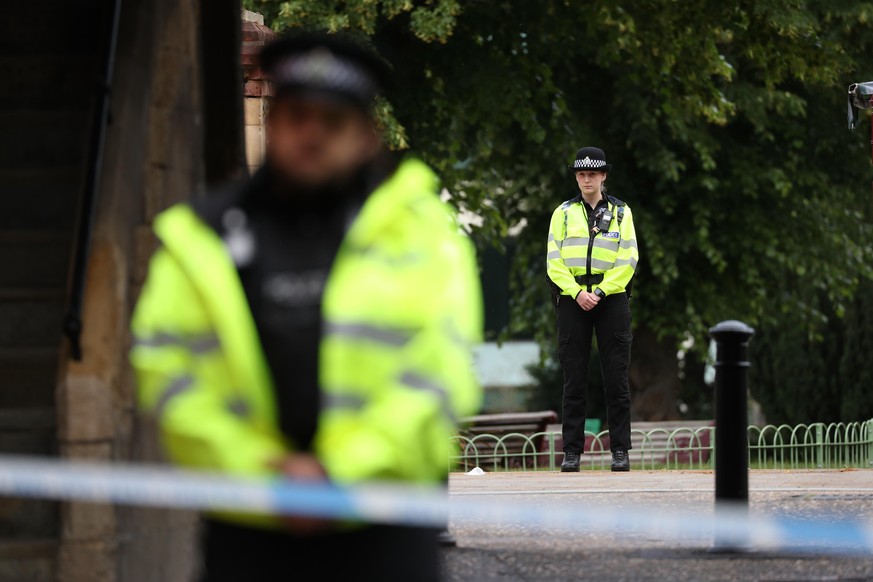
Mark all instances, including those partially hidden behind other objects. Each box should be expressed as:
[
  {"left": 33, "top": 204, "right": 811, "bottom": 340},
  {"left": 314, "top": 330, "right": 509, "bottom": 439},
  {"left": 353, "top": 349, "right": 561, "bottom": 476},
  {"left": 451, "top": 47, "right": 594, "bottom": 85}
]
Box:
[{"left": 570, "top": 147, "right": 612, "bottom": 173}]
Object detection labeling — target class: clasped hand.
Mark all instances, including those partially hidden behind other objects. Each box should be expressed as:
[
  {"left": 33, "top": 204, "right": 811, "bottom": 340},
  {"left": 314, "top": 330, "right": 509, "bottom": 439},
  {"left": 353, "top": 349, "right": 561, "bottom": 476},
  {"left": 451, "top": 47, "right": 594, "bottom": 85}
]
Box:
[
  {"left": 271, "top": 453, "right": 331, "bottom": 534},
  {"left": 576, "top": 291, "right": 601, "bottom": 311}
]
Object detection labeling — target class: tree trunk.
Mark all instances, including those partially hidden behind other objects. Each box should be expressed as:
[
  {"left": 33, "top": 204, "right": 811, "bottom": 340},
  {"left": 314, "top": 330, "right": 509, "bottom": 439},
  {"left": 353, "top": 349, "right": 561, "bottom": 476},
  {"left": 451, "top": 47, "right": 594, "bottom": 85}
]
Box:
[{"left": 629, "top": 326, "right": 682, "bottom": 421}]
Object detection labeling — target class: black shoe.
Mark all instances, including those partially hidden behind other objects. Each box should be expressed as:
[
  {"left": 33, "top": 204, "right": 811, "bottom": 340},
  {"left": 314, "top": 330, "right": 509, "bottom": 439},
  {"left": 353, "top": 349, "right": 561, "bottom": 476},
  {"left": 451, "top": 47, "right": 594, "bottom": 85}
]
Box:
[
  {"left": 561, "top": 451, "right": 581, "bottom": 472},
  {"left": 611, "top": 449, "right": 630, "bottom": 472}
]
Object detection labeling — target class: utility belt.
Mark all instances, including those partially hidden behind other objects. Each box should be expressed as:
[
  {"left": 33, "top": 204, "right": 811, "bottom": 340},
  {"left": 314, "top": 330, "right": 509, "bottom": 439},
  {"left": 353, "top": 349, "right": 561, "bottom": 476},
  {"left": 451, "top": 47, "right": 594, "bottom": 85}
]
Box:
[
  {"left": 545, "top": 273, "right": 615, "bottom": 311},
  {"left": 574, "top": 274, "right": 604, "bottom": 286}
]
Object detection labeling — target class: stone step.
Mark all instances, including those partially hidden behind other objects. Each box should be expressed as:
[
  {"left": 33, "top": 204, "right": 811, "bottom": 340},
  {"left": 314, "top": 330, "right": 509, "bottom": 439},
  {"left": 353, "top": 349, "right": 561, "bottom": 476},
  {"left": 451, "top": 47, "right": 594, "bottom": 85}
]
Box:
[
  {"left": 0, "top": 288, "right": 65, "bottom": 302},
  {"left": 0, "top": 55, "right": 98, "bottom": 110},
  {"left": 0, "top": 501, "right": 58, "bottom": 553},
  {"left": 0, "top": 349, "right": 59, "bottom": 409},
  {"left": 0, "top": 0, "right": 102, "bottom": 55},
  {"left": 0, "top": 409, "right": 58, "bottom": 541},
  {"left": 0, "top": 230, "right": 72, "bottom": 289},
  {"left": 0, "top": 539, "right": 56, "bottom": 582},
  {"left": 0, "top": 408, "right": 55, "bottom": 432},
  {"left": 0, "top": 299, "right": 65, "bottom": 398},
  {"left": 0, "top": 299, "right": 66, "bottom": 350},
  {"left": 0, "top": 110, "right": 90, "bottom": 170},
  {"left": 0, "top": 166, "right": 82, "bottom": 230}
]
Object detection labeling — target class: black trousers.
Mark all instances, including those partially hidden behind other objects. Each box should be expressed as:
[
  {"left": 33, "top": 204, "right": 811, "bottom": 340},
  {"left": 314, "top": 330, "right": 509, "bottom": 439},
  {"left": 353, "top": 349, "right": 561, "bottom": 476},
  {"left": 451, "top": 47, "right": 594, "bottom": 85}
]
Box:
[
  {"left": 557, "top": 292, "right": 633, "bottom": 454},
  {"left": 201, "top": 519, "right": 441, "bottom": 582}
]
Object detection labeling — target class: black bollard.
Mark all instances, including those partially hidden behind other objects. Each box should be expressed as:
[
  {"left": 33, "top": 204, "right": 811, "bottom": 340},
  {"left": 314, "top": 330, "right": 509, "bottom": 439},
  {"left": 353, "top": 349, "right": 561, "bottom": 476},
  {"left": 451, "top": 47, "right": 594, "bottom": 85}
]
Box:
[{"left": 709, "top": 320, "right": 755, "bottom": 551}]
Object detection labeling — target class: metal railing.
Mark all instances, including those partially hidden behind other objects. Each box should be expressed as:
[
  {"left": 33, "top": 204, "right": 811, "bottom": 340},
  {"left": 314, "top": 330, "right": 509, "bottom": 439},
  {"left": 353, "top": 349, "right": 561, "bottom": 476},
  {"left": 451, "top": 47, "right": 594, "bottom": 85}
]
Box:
[
  {"left": 63, "top": 0, "right": 123, "bottom": 361},
  {"left": 749, "top": 421, "right": 873, "bottom": 469},
  {"left": 450, "top": 419, "right": 873, "bottom": 472}
]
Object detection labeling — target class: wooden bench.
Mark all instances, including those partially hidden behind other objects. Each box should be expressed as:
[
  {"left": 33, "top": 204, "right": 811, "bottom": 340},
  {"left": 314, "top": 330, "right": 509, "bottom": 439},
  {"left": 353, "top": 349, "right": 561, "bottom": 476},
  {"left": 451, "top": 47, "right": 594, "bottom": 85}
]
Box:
[{"left": 457, "top": 411, "right": 559, "bottom": 470}]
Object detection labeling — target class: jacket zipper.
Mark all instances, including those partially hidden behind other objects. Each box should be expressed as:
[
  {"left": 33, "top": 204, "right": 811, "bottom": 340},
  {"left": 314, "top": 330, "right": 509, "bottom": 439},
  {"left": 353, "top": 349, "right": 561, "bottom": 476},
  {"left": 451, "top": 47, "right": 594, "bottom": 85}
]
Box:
[
  {"left": 585, "top": 236, "right": 595, "bottom": 293},
  {"left": 585, "top": 202, "right": 596, "bottom": 293}
]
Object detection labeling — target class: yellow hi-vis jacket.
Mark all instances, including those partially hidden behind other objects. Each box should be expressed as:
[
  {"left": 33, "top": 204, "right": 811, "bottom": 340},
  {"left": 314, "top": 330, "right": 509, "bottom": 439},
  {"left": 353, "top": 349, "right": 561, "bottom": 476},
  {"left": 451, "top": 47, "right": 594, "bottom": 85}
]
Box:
[
  {"left": 546, "top": 195, "right": 639, "bottom": 298},
  {"left": 130, "top": 158, "right": 482, "bottom": 525}
]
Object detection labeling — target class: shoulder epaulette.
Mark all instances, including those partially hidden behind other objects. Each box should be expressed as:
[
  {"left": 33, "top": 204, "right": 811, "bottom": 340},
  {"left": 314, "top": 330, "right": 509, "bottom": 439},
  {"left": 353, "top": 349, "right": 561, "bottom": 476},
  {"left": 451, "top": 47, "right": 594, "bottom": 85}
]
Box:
[
  {"left": 561, "top": 194, "right": 580, "bottom": 210},
  {"left": 606, "top": 195, "right": 627, "bottom": 225}
]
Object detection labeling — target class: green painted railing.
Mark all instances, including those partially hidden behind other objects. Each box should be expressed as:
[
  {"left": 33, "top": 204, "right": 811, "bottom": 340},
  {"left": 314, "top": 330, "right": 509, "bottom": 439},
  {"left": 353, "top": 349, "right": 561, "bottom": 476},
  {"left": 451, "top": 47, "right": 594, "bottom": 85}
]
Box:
[{"left": 450, "top": 419, "right": 873, "bottom": 472}]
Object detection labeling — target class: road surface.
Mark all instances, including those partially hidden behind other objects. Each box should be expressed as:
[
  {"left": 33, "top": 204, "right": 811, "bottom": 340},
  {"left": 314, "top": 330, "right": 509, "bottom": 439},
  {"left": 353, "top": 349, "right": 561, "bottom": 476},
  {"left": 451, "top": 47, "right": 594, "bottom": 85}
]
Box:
[{"left": 442, "top": 470, "right": 873, "bottom": 581}]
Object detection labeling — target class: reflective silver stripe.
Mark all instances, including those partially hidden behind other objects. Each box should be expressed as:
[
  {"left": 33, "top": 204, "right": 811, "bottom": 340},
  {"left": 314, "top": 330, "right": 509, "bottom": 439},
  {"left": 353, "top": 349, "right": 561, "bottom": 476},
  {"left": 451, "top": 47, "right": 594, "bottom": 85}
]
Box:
[
  {"left": 134, "top": 332, "right": 221, "bottom": 355},
  {"left": 562, "top": 237, "right": 588, "bottom": 247},
  {"left": 399, "top": 371, "right": 456, "bottom": 424},
  {"left": 155, "top": 375, "right": 194, "bottom": 419},
  {"left": 546, "top": 251, "right": 562, "bottom": 261},
  {"left": 322, "top": 393, "right": 366, "bottom": 411},
  {"left": 226, "top": 397, "right": 250, "bottom": 418},
  {"left": 563, "top": 258, "right": 587, "bottom": 268},
  {"left": 442, "top": 318, "right": 470, "bottom": 349},
  {"left": 356, "top": 246, "right": 424, "bottom": 266},
  {"left": 592, "top": 238, "right": 619, "bottom": 251},
  {"left": 619, "top": 239, "right": 638, "bottom": 251},
  {"left": 591, "top": 258, "right": 615, "bottom": 270},
  {"left": 325, "top": 322, "right": 414, "bottom": 347},
  {"left": 547, "top": 233, "right": 556, "bottom": 242},
  {"left": 615, "top": 257, "right": 639, "bottom": 270},
  {"left": 190, "top": 335, "right": 221, "bottom": 355}
]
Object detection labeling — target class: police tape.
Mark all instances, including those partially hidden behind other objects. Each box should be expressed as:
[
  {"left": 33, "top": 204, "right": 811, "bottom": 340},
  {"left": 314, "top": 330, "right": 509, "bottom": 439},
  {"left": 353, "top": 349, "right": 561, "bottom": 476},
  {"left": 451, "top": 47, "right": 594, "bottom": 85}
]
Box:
[{"left": 0, "top": 454, "right": 871, "bottom": 553}]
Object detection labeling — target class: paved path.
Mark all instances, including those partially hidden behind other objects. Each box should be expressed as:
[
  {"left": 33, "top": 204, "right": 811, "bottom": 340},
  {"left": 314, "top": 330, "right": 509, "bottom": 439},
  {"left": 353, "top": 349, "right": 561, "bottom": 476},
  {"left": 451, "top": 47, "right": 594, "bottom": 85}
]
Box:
[
  {"left": 441, "top": 470, "right": 873, "bottom": 581},
  {"left": 449, "top": 469, "right": 873, "bottom": 494}
]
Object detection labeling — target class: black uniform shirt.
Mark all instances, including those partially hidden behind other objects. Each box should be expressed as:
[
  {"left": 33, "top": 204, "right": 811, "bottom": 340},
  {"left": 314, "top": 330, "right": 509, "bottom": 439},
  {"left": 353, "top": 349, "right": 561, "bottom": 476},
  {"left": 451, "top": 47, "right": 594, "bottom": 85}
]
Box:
[
  {"left": 582, "top": 194, "right": 609, "bottom": 230},
  {"left": 236, "top": 176, "right": 361, "bottom": 451},
  {"left": 196, "top": 157, "right": 397, "bottom": 451}
]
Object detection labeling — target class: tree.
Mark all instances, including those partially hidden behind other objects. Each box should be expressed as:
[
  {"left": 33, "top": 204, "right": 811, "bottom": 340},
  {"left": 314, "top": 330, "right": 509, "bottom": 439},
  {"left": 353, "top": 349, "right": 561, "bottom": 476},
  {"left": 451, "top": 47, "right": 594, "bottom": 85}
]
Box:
[
  {"left": 244, "top": 0, "right": 873, "bottom": 423},
  {"left": 838, "top": 281, "right": 873, "bottom": 421}
]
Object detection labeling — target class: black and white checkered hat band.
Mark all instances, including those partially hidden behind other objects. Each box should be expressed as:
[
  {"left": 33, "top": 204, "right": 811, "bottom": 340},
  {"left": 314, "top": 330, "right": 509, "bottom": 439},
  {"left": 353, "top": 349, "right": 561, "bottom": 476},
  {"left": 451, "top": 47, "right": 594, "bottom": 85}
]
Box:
[
  {"left": 574, "top": 157, "right": 607, "bottom": 169},
  {"left": 275, "top": 48, "right": 377, "bottom": 101}
]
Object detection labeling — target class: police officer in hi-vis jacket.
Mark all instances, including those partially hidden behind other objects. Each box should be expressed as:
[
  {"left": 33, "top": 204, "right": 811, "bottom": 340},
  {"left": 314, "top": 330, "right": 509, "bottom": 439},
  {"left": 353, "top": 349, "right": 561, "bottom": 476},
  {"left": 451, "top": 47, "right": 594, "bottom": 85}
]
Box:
[
  {"left": 131, "top": 32, "right": 482, "bottom": 581},
  {"left": 546, "top": 147, "right": 639, "bottom": 473}
]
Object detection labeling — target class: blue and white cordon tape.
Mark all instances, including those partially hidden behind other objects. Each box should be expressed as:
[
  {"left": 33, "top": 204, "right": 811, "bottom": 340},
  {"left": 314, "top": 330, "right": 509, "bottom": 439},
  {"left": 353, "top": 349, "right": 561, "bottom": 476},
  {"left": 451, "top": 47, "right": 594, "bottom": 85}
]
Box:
[{"left": 0, "top": 455, "right": 871, "bottom": 554}]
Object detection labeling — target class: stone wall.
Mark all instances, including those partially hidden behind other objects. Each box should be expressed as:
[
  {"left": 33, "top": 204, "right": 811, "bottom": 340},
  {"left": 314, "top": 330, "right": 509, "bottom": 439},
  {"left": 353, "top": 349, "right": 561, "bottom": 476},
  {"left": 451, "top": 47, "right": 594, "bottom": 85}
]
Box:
[{"left": 53, "top": 1, "right": 244, "bottom": 581}]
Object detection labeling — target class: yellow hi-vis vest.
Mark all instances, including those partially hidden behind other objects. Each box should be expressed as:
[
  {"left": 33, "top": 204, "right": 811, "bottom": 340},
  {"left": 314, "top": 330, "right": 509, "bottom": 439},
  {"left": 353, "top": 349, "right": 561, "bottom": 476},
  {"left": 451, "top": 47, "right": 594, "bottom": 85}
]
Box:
[
  {"left": 546, "top": 195, "right": 639, "bottom": 298},
  {"left": 130, "top": 158, "right": 482, "bottom": 525}
]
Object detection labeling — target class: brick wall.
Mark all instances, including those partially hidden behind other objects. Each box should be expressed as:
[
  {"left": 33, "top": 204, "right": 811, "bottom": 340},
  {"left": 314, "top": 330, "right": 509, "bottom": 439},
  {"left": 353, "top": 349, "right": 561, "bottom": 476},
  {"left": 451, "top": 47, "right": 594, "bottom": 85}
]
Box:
[{"left": 241, "top": 10, "right": 275, "bottom": 174}]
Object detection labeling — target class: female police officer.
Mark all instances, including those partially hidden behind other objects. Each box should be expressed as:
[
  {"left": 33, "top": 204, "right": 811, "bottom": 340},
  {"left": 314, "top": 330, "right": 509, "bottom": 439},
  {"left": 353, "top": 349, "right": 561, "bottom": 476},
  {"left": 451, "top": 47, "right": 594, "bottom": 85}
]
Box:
[{"left": 546, "top": 147, "right": 639, "bottom": 472}]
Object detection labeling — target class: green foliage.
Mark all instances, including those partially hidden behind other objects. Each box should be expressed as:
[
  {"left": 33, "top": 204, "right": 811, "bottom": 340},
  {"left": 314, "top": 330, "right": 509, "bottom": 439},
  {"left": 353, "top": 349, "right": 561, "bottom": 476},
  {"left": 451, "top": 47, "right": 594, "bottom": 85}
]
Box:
[
  {"left": 838, "top": 281, "right": 873, "bottom": 421},
  {"left": 247, "top": 0, "right": 873, "bottom": 423},
  {"left": 243, "top": 0, "right": 460, "bottom": 40},
  {"left": 750, "top": 280, "right": 873, "bottom": 424}
]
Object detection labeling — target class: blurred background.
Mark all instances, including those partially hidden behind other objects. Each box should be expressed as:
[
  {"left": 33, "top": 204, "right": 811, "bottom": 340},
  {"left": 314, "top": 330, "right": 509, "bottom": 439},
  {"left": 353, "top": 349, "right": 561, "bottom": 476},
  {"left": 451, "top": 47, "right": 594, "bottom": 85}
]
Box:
[{"left": 246, "top": 0, "right": 873, "bottom": 427}]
